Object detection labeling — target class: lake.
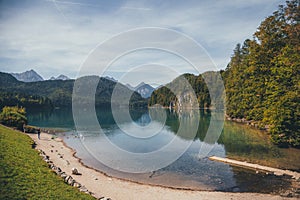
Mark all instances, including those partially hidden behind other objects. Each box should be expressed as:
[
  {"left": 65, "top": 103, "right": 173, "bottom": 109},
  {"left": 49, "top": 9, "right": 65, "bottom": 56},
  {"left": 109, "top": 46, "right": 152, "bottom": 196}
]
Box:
[{"left": 27, "top": 107, "right": 300, "bottom": 193}]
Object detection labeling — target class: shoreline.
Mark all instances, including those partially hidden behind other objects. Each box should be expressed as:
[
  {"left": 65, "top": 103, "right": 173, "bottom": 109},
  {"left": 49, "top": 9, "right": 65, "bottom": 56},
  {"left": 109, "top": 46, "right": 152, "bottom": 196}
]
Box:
[
  {"left": 61, "top": 139, "right": 203, "bottom": 193},
  {"left": 26, "top": 131, "right": 296, "bottom": 200}
]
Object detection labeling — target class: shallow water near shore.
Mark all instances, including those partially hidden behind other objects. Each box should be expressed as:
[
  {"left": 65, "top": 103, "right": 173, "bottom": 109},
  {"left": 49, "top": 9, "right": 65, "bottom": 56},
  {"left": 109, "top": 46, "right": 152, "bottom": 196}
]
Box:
[{"left": 27, "top": 107, "right": 300, "bottom": 193}]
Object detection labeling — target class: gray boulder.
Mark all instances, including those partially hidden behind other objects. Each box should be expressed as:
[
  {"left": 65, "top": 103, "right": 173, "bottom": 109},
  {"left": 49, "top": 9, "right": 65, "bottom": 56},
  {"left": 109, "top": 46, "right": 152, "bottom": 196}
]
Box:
[{"left": 72, "top": 167, "right": 81, "bottom": 175}]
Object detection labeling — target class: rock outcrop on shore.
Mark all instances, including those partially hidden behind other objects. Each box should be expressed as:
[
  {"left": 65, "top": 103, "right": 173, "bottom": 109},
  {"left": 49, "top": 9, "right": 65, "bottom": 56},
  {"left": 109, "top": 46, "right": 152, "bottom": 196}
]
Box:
[
  {"left": 39, "top": 150, "right": 87, "bottom": 190},
  {"left": 38, "top": 149, "right": 112, "bottom": 200}
]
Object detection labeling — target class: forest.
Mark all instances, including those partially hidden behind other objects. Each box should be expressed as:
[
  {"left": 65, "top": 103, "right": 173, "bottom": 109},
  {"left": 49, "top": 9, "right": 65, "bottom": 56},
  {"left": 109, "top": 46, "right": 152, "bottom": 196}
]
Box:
[
  {"left": 149, "top": 73, "right": 211, "bottom": 108},
  {"left": 150, "top": 0, "right": 300, "bottom": 147},
  {"left": 0, "top": 73, "right": 147, "bottom": 109},
  {"left": 223, "top": 0, "right": 299, "bottom": 147}
]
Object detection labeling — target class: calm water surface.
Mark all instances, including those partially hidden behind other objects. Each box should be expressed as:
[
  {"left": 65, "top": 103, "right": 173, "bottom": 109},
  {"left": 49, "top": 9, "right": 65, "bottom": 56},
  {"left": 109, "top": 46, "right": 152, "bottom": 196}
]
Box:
[{"left": 27, "top": 108, "right": 300, "bottom": 193}]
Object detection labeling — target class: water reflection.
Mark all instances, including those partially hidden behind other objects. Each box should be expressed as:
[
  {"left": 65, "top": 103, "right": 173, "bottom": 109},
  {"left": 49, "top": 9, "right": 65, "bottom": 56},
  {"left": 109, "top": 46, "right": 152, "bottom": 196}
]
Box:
[
  {"left": 26, "top": 107, "right": 299, "bottom": 192},
  {"left": 75, "top": 107, "right": 200, "bottom": 173}
]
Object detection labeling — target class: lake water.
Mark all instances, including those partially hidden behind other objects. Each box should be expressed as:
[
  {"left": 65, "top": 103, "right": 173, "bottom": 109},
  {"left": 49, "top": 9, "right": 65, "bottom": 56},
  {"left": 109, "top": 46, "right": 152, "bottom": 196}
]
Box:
[{"left": 27, "top": 108, "right": 300, "bottom": 193}]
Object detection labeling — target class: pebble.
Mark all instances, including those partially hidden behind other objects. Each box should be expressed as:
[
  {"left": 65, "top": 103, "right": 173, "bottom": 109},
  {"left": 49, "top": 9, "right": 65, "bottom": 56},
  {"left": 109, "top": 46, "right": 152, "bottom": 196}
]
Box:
[
  {"left": 67, "top": 177, "right": 75, "bottom": 185},
  {"left": 79, "top": 186, "right": 88, "bottom": 192},
  {"left": 73, "top": 182, "right": 81, "bottom": 188},
  {"left": 72, "top": 167, "right": 81, "bottom": 175},
  {"left": 99, "top": 197, "right": 111, "bottom": 200},
  {"left": 64, "top": 175, "right": 71, "bottom": 183},
  {"left": 38, "top": 147, "right": 110, "bottom": 199},
  {"left": 60, "top": 173, "right": 67, "bottom": 179}
]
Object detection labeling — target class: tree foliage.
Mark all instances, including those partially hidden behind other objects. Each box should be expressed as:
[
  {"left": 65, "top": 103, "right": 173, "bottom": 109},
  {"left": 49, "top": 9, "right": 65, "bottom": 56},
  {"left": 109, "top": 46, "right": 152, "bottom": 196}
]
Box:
[
  {"left": 149, "top": 73, "right": 211, "bottom": 108},
  {"left": 150, "top": 1, "right": 299, "bottom": 147},
  {"left": 0, "top": 73, "right": 147, "bottom": 108},
  {"left": 224, "top": 0, "right": 300, "bottom": 147},
  {"left": 0, "top": 92, "right": 53, "bottom": 109},
  {"left": 0, "top": 106, "right": 27, "bottom": 130}
]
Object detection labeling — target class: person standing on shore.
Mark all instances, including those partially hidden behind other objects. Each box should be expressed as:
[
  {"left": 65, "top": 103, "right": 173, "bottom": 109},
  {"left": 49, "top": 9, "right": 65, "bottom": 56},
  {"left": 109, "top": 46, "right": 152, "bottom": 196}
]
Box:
[{"left": 37, "top": 129, "right": 41, "bottom": 140}]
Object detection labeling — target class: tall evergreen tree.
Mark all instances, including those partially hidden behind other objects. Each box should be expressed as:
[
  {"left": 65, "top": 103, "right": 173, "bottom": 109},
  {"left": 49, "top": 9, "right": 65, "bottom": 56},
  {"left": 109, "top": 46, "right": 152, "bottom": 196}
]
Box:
[{"left": 225, "top": 0, "right": 300, "bottom": 147}]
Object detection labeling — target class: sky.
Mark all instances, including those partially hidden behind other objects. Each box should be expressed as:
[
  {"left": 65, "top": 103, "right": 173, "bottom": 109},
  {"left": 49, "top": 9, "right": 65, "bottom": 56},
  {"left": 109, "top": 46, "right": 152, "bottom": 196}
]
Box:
[{"left": 0, "top": 0, "right": 286, "bottom": 87}]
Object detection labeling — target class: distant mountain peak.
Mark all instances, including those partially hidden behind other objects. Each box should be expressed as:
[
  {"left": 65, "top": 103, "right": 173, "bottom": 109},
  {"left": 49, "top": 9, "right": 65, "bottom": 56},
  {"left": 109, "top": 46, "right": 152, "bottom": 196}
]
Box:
[
  {"left": 11, "top": 69, "right": 44, "bottom": 82},
  {"left": 57, "top": 74, "right": 70, "bottom": 80},
  {"left": 49, "top": 74, "right": 70, "bottom": 81},
  {"left": 126, "top": 83, "right": 134, "bottom": 90},
  {"left": 104, "top": 76, "right": 117, "bottom": 82},
  {"left": 135, "top": 82, "right": 146, "bottom": 88},
  {"left": 134, "top": 82, "right": 155, "bottom": 98}
]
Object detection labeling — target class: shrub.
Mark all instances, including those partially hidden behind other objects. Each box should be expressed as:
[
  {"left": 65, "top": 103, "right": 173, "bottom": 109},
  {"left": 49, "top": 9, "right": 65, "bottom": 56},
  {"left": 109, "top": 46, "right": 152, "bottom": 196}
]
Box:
[
  {"left": 0, "top": 106, "right": 27, "bottom": 130},
  {"left": 23, "top": 125, "right": 38, "bottom": 133}
]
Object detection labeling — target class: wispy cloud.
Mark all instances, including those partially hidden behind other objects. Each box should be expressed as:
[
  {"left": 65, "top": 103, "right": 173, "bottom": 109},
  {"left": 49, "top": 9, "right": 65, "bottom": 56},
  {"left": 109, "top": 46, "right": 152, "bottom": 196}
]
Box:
[
  {"left": 120, "top": 6, "right": 151, "bottom": 11},
  {"left": 0, "top": 0, "right": 286, "bottom": 84},
  {"left": 48, "top": 0, "right": 152, "bottom": 11},
  {"left": 49, "top": 0, "right": 97, "bottom": 7}
]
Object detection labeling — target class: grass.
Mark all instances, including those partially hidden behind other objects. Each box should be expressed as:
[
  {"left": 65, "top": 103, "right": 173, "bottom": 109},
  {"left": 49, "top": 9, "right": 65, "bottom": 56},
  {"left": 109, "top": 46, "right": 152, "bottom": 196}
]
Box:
[{"left": 0, "top": 125, "right": 95, "bottom": 200}]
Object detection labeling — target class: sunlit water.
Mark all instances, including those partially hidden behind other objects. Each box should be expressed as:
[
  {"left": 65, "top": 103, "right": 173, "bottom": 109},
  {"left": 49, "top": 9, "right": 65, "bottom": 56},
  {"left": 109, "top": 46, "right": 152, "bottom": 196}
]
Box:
[{"left": 27, "top": 108, "right": 300, "bottom": 193}]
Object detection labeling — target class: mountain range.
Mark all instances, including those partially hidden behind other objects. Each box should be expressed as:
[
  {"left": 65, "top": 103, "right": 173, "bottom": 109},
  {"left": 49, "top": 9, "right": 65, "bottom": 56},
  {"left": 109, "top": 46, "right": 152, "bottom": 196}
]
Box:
[
  {"left": 50, "top": 74, "right": 70, "bottom": 81},
  {"left": 126, "top": 82, "right": 155, "bottom": 98},
  {"left": 10, "top": 69, "right": 71, "bottom": 82},
  {"left": 9, "top": 70, "right": 153, "bottom": 98},
  {"left": 0, "top": 72, "right": 147, "bottom": 108},
  {"left": 11, "top": 69, "right": 44, "bottom": 82}
]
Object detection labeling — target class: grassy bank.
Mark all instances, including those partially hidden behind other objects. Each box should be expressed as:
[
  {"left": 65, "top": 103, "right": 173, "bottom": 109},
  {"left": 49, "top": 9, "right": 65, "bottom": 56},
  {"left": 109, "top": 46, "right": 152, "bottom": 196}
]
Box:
[{"left": 0, "top": 125, "right": 94, "bottom": 200}]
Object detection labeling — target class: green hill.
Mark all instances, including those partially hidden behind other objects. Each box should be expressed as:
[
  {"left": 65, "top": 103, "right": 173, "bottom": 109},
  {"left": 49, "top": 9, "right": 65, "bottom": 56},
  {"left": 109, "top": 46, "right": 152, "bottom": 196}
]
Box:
[
  {"left": 0, "top": 72, "right": 147, "bottom": 109},
  {"left": 149, "top": 73, "right": 211, "bottom": 109}
]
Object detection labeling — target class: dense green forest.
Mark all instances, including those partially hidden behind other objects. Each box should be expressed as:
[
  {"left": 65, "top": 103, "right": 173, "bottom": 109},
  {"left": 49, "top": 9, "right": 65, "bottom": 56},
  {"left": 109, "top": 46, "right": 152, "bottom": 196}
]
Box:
[
  {"left": 223, "top": 0, "right": 299, "bottom": 147},
  {"left": 0, "top": 72, "right": 147, "bottom": 109},
  {"left": 150, "top": 1, "right": 300, "bottom": 147},
  {"left": 149, "top": 73, "right": 211, "bottom": 108},
  {"left": 0, "top": 92, "right": 53, "bottom": 109}
]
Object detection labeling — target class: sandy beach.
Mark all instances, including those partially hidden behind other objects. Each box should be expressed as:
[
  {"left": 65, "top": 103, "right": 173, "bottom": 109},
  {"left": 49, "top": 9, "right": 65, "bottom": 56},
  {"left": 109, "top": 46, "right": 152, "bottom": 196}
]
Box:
[{"left": 27, "top": 131, "right": 295, "bottom": 200}]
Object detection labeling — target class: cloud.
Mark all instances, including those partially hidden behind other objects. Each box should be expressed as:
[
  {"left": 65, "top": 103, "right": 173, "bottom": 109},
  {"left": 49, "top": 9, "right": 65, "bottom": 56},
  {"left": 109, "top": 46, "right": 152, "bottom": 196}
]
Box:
[
  {"left": 105, "top": 64, "right": 181, "bottom": 88},
  {"left": 0, "top": 0, "right": 286, "bottom": 84}
]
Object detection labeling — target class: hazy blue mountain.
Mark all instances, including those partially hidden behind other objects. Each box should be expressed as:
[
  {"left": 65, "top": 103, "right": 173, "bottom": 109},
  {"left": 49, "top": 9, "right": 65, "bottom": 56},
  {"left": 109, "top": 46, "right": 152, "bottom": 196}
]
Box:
[
  {"left": 125, "top": 82, "right": 155, "bottom": 98},
  {"left": 0, "top": 72, "right": 147, "bottom": 108},
  {"left": 104, "top": 76, "right": 117, "bottom": 82},
  {"left": 11, "top": 69, "right": 44, "bottom": 82},
  {"left": 126, "top": 83, "right": 135, "bottom": 90},
  {"left": 134, "top": 82, "right": 155, "bottom": 98},
  {"left": 50, "top": 74, "right": 70, "bottom": 81}
]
